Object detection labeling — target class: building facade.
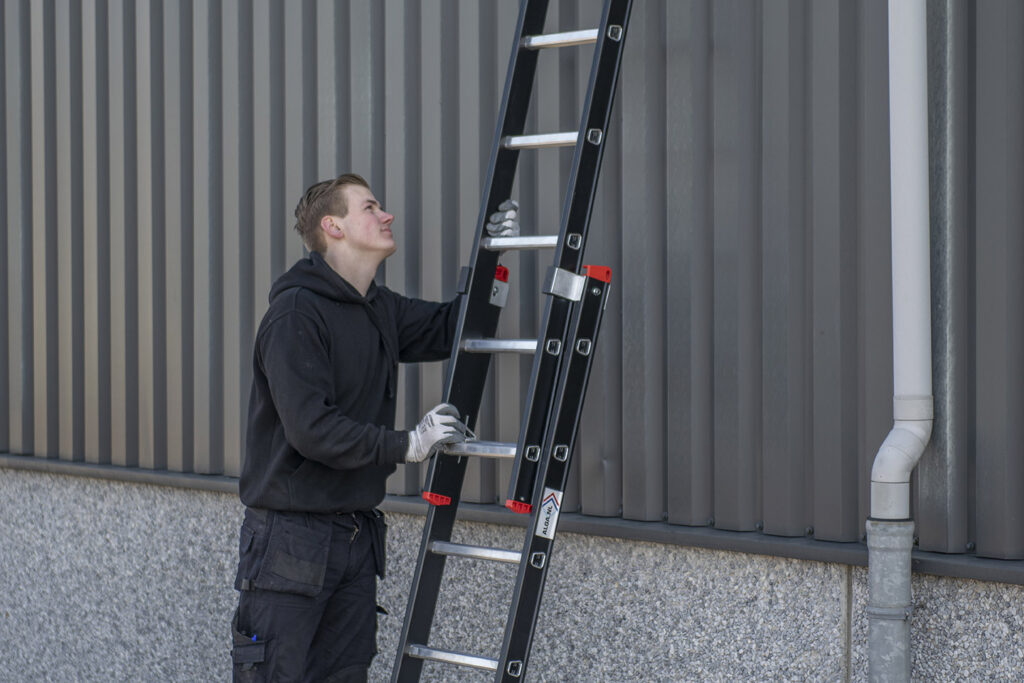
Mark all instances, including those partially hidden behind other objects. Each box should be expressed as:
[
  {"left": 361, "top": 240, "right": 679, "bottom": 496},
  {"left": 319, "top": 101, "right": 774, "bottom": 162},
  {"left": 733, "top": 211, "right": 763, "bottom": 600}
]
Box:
[{"left": 2, "top": 1, "right": 1022, "bottom": 679}]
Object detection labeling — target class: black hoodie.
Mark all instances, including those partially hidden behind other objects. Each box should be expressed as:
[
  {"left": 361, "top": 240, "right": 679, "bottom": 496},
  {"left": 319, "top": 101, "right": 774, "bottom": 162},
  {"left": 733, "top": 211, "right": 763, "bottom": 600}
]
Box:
[{"left": 240, "top": 251, "right": 459, "bottom": 513}]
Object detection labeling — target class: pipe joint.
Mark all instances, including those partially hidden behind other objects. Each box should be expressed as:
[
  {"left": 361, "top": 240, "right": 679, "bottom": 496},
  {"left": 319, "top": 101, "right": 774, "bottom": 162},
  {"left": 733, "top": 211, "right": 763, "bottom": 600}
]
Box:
[
  {"left": 871, "top": 420, "right": 932, "bottom": 484},
  {"left": 870, "top": 419, "right": 932, "bottom": 520}
]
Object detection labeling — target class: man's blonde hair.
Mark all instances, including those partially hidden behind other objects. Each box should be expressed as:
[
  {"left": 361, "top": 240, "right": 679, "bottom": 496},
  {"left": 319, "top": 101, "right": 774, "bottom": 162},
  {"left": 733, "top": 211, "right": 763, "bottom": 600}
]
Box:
[{"left": 293, "top": 173, "right": 370, "bottom": 253}]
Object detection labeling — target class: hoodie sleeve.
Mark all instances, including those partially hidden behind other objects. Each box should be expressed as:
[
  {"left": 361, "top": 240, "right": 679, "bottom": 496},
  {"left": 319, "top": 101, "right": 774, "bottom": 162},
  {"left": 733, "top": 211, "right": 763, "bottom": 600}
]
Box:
[
  {"left": 257, "top": 310, "right": 409, "bottom": 469},
  {"left": 394, "top": 294, "right": 461, "bottom": 363}
]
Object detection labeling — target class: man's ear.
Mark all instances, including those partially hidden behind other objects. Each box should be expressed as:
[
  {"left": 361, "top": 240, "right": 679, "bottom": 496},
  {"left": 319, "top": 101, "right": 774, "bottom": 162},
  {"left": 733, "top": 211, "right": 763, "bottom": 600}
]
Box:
[{"left": 321, "top": 216, "right": 343, "bottom": 239}]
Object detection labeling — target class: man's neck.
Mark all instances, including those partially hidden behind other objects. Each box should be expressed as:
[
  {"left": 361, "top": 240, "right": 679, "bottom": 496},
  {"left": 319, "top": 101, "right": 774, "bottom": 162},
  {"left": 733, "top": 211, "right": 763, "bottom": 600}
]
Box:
[{"left": 321, "top": 248, "right": 382, "bottom": 297}]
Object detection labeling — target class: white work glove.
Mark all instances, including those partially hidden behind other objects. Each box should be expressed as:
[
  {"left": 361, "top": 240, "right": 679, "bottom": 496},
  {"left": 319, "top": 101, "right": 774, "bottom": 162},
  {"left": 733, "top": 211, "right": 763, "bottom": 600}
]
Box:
[
  {"left": 405, "top": 403, "right": 470, "bottom": 463},
  {"left": 486, "top": 199, "right": 520, "bottom": 237}
]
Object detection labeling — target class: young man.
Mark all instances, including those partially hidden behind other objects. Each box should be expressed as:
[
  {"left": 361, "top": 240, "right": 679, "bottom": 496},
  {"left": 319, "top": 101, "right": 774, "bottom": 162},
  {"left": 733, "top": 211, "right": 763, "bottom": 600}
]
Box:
[{"left": 230, "top": 173, "right": 477, "bottom": 682}]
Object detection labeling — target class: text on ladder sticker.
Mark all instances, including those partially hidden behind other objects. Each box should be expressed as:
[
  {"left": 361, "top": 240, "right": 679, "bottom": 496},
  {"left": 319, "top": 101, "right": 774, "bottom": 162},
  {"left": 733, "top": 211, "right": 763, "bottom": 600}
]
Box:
[{"left": 535, "top": 488, "right": 563, "bottom": 539}]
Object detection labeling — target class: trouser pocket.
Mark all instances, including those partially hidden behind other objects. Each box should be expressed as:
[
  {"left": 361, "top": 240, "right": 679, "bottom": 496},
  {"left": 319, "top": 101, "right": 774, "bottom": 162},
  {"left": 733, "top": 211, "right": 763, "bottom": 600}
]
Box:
[
  {"left": 235, "top": 510, "right": 332, "bottom": 597},
  {"left": 254, "top": 512, "right": 332, "bottom": 596},
  {"left": 231, "top": 608, "right": 266, "bottom": 681}
]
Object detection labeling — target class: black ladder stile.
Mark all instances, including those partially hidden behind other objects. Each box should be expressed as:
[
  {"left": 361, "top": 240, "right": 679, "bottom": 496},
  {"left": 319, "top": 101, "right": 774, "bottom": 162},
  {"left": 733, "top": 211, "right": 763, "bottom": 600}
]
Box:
[
  {"left": 503, "top": 0, "right": 632, "bottom": 513},
  {"left": 392, "top": 1, "right": 631, "bottom": 680},
  {"left": 392, "top": 3, "right": 549, "bottom": 677},
  {"left": 497, "top": 266, "right": 611, "bottom": 681}
]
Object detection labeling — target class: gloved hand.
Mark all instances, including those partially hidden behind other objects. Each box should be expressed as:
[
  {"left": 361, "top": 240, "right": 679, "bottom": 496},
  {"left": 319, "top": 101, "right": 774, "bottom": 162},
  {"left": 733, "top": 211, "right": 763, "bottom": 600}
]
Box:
[
  {"left": 486, "top": 199, "right": 520, "bottom": 237},
  {"left": 405, "top": 403, "right": 470, "bottom": 463}
]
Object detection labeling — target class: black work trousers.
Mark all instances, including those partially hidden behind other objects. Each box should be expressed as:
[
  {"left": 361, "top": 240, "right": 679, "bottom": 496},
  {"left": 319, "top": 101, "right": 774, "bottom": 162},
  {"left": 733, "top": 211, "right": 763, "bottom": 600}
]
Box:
[{"left": 231, "top": 507, "right": 386, "bottom": 682}]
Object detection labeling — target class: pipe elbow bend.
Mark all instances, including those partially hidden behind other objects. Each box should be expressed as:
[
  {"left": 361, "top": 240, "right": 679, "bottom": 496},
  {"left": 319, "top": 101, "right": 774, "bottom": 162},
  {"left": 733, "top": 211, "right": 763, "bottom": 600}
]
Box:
[{"left": 871, "top": 420, "right": 933, "bottom": 484}]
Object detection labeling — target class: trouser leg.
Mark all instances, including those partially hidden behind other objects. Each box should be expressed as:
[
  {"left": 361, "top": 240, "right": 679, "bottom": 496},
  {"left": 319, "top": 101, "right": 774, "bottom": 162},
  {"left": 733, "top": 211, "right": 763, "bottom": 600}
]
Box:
[
  {"left": 303, "top": 513, "right": 379, "bottom": 682},
  {"left": 233, "top": 588, "right": 324, "bottom": 682},
  {"left": 231, "top": 509, "right": 382, "bottom": 683},
  {"left": 231, "top": 509, "right": 333, "bottom": 682}
]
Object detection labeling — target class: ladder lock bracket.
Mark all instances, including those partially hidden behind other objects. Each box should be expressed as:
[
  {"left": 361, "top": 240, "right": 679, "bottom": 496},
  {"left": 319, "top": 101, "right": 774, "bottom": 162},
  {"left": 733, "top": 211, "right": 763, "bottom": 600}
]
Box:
[
  {"left": 530, "top": 552, "right": 547, "bottom": 569},
  {"left": 545, "top": 339, "right": 562, "bottom": 355},
  {"left": 554, "top": 445, "right": 569, "bottom": 462},
  {"left": 586, "top": 128, "right": 603, "bottom": 145},
  {"left": 607, "top": 25, "right": 624, "bottom": 41},
  {"left": 543, "top": 266, "right": 586, "bottom": 301},
  {"left": 507, "top": 660, "right": 524, "bottom": 678},
  {"left": 576, "top": 339, "right": 592, "bottom": 356},
  {"left": 566, "top": 233, "right": 583, "bottom": 250},
  {"left": 525, "top": 445, "right": 540, "bottom": 462}
]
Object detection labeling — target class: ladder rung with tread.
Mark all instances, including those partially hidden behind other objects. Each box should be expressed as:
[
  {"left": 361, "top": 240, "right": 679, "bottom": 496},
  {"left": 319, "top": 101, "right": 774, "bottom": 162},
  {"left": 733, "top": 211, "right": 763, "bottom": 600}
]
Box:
[
  {"left": 404, "top": 645, "right": 498, "bottom": 673},
  {"left": 460, "top": 338, "right": 538, "bottom": 354},
  {"left": 501, "top": 131, "right": 578, "bottom": 149},
  {"left": 442, "top": 440, "right": 517, "bottom": 460},
  {"left": 393, "top": 1, "right": 631, "bottom": 680},
  {"left": 481, "top": 235, "right": 559, "bottom": 251},
  {"left": 428, "top": 540, "right": 522, "bottom": 564},
  {"left": 520, "top": 28, "right": 599, "bottom": 49}
]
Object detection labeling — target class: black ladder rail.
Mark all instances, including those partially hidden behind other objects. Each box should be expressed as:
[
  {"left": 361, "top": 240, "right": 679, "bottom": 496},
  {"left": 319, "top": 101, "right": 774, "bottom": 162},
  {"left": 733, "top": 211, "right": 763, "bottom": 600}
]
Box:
[
  {"left": 497, "top": 266, "right": 612, "bottom": 681},
  {"left": 504, "top": 0, "right": 632, "bottom": 511},
  {"left": 398, "top": 266, "right": 611, "bottom": 681},
  {"left": 392, "top": 2, "right": 551, "bottom": 680},
  {"left": 393, "top": 0, "right": 631, "bottom": 679}
]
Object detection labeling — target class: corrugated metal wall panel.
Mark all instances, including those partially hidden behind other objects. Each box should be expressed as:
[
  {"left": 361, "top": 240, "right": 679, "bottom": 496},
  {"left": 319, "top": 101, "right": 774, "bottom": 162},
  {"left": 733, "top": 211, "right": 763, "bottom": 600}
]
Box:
[
  {"left": 711, "top": 0, "right": 763, "bottom": 532},
  {"left": 619, "top": 0, "right": 668, "bottom": 522},
  {"left": 760, "top": 0, "right": 811, "bottom": 538},
  {"left": 3, "top": 0, "right": 1023, "bottom": 559},
  {"left": 972, "top": 0, "right": 1024, "bottom": 561},
  {"left": 915, "top": 0, "right": 971, "bottom": 555},
  {"left": 0, "top": 2, "right": 10, "bottom": 454},
  {"left": 662, "top": 0, "right": 713, "bottom": 528}
]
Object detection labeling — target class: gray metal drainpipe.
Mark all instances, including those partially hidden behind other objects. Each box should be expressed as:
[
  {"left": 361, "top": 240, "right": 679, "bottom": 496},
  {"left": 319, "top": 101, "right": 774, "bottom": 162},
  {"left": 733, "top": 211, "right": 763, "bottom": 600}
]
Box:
[{"left": 868, "top": 1, "right": 934, "bottom": 681}]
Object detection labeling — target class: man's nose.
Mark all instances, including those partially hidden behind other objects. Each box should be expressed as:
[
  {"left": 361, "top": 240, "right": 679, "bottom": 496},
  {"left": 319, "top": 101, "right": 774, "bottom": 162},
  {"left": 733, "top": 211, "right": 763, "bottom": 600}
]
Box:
[{"left": 381, "top": 211, "right": 394, "bottom": 225}]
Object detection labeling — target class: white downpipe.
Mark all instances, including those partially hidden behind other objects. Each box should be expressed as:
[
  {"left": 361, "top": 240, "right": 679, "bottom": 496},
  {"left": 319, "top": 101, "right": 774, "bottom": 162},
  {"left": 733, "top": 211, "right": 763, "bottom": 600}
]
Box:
[
  {"left": 868, "top": 1, "right": 933, "bottom": 681},
  {"left": 873, "top": 0, "right": 934, "bottom": 521}
]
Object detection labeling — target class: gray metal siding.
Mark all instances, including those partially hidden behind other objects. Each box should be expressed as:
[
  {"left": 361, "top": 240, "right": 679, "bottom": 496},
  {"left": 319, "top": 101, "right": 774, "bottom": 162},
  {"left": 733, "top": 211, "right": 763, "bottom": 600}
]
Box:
[
  {"left": 2, "top": 0, "right": 1023, "bottom": 561},
  {"left": 971, "top": 0, "right": 1024, "bottom": 559}
]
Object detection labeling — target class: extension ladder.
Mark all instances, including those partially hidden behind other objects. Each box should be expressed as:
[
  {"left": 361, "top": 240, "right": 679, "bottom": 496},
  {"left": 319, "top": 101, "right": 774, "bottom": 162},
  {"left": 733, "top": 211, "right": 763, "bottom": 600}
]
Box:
[{"left": 392, "top": 1, "right": 631, "bottom": 680}]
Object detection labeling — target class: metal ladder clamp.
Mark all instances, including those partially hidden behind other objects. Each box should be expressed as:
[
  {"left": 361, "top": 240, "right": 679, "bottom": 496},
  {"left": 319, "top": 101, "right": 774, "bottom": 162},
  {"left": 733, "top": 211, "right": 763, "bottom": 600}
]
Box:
[{"left": 392, "top": 1, "right": 631, "bottom": 680}]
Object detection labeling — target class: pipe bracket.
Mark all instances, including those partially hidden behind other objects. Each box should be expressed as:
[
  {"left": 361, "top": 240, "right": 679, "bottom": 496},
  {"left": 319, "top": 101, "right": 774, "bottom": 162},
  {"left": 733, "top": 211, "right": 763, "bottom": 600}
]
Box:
[
  {"left": 893, "top": 394, "right": 933, "bottom": 421},
  {"left": 866, "top": 605, "right": 913, "bottom": 621}
]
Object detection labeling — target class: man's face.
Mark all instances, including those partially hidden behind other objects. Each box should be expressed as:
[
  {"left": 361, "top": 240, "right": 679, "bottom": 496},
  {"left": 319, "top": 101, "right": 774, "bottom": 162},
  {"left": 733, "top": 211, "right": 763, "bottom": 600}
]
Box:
[{"left": 334, "top": 184, "right": 396, "bottom": 258}]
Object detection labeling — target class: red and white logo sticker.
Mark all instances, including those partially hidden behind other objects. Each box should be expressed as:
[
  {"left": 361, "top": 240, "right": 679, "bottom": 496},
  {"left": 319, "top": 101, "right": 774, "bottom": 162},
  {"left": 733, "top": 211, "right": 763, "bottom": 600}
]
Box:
[{"left": 534, "top": 487, "right": 562, "bottom": 540}]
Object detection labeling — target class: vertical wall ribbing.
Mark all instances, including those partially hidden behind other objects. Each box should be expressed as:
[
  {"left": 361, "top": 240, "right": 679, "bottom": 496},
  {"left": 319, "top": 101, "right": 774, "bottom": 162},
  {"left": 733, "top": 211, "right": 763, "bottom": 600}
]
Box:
[
  {"left": 0, "top": 0, "right": 7, "bottom": 455},
  {"left": 974, "top": 0, "right": 1024, "bottom": 560},
  {"left": 620, "top": 0, "right": 667, "bottom": 522},
  {"left": 1, "top": 0, "right": 1022, "bottom": 558},
  {"left": 761, "top": 0, "right": 810, "bottom": 537}
]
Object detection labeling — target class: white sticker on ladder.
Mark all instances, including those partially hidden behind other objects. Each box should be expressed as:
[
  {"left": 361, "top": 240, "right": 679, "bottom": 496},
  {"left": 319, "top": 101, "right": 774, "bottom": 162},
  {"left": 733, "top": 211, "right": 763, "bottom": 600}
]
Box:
[{"left": 534, "top": 488, "right": 563, "bottom": 540}]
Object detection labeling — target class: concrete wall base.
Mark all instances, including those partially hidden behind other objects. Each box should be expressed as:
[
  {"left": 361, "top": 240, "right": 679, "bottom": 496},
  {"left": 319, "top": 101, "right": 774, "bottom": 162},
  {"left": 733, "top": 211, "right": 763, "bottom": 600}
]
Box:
[{"left": 2, "top": 469, "right": 1021, "bottom": 681}]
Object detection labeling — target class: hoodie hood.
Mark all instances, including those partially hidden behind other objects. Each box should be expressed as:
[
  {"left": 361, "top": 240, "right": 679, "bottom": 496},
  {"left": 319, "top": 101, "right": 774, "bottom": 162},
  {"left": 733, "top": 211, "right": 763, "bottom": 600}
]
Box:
[{"left": 268, "top": 251, "right": 377, "bottom": 306}]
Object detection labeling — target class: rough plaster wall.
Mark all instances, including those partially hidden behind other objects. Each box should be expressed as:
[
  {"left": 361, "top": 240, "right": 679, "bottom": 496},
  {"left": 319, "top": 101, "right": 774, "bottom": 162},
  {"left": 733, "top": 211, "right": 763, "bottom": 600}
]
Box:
[{"left": 1, "top": 469, "right": 1022, "bottom": 681}]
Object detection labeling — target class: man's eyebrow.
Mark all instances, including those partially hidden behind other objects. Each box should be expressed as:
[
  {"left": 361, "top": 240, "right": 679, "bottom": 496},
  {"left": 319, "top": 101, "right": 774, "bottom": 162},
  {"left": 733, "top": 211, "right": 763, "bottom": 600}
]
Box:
[{"left": 363, "top": 197, "right": 380, "bottom": 207}]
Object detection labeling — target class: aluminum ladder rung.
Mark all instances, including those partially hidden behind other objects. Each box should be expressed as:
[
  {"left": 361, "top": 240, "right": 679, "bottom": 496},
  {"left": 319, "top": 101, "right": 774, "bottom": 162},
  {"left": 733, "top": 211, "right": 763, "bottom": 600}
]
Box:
[
  {"left": 521, "top": 28, "right": 599, "bottom": 49},
  {"left": 429, "top": 540, "right": 522, "bottom": 564},
  {"left": 461, "top": 339, "right": 537, "bottom": 354},
  {"left": 482, "top": 235, "right": 558, "bottom": 251},
  {"left": 502, "top": 132, "right": 578, "bottom": 149},
  {"left": 405, "top": 644, "right": 498, "bottom": 673},
  {"left": 443, "top": 440, "right": 517, "bottom": 459}
]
